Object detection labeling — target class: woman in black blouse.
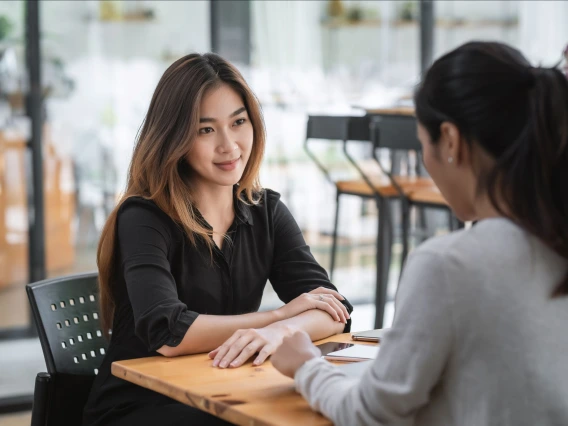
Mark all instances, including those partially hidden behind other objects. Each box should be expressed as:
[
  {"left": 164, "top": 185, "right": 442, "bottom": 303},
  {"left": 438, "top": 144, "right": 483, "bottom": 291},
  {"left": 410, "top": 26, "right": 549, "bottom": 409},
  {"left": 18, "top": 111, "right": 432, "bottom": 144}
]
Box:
[{"left": 82, "top": 53, "right": 353, "bottom": 425}]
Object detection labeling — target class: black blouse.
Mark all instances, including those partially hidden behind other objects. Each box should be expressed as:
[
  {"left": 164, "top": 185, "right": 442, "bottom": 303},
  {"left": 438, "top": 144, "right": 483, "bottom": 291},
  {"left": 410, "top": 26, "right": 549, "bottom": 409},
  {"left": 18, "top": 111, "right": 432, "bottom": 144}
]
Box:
[{"left": 83, "top": 188, "right": 352, "bottom": 425}]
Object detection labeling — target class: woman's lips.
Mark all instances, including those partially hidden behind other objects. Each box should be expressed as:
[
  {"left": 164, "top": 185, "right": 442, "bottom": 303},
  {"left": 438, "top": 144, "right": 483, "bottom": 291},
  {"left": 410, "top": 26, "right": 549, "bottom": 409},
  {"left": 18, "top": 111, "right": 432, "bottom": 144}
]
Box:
[{"left": 214, "top": 157, "right": 241, "bottom": 171}]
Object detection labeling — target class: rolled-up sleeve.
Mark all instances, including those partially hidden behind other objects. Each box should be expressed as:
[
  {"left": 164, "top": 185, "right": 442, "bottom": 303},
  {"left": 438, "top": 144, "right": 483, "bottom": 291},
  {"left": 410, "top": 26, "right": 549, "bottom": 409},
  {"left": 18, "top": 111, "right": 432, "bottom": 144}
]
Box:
[
  {"left": 267, "top": 192, "right": 352, "bottom": 330},
  {"left": 117, "top": 201, "right": 199, "bottom": 352}
]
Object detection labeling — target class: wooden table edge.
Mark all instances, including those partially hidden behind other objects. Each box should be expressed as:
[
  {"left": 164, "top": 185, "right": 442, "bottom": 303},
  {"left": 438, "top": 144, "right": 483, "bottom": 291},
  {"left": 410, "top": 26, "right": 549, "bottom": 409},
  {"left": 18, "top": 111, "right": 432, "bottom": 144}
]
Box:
[
  {"left": 112, "top": 333, "right": 378, "bottom": 426},
  {"left": 111, "top": 360, "right": 273, "bottom": 425}
]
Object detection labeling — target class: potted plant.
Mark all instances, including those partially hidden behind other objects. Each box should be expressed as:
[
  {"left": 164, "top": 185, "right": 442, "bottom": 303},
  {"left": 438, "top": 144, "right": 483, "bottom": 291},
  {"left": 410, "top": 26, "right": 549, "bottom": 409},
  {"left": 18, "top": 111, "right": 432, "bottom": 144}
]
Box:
[
  {"left": 399, "top": 1, "right": 418, "bottom": 22},
  {"left": 327, "top": 0, "right": 345, "bottom": 18},
  {"left": 0, "top": 15, "right": 13, "bottom": 42}
]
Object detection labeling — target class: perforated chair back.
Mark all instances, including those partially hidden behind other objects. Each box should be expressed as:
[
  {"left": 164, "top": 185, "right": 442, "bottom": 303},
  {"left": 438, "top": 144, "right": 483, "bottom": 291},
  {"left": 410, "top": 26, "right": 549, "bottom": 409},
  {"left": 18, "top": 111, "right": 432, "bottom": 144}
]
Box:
[{"left": 26, "top": 272, "right": 107, "bottom": 376}]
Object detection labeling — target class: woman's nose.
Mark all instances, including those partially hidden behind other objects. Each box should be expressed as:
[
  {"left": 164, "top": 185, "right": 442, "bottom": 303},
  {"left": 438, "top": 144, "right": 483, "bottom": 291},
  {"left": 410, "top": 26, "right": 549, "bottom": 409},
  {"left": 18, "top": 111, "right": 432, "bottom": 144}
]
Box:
[{"left": 217, "top": 130, "right": 238, "bottom": 153}]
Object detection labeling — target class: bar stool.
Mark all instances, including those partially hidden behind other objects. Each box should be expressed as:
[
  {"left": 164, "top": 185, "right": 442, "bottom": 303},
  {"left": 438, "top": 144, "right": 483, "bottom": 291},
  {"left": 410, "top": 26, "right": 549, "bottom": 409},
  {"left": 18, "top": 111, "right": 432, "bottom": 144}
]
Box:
[
  {"left": 305, "top": 115, "right": 399, "bottom": 327},
  {"left": 369, "top": 114, "right": 457, "bottom": 270}
]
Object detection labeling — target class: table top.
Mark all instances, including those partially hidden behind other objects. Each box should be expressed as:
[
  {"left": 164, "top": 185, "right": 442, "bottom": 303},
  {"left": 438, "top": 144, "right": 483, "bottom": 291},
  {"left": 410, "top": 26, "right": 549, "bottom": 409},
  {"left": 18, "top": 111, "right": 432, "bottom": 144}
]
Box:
[
  {"left": 112, "top": 332, "right": 377, "bottom": 426},
  {"left": 365, "top": 106, "right": 415, "bottom": 116}
]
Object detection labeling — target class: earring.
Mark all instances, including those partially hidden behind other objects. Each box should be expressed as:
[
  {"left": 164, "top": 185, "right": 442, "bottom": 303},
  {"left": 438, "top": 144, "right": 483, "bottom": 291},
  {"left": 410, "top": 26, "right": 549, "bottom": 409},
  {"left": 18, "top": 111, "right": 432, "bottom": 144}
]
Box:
[{"left": 448, "top": 157, "right": 453, "bottom": 164}]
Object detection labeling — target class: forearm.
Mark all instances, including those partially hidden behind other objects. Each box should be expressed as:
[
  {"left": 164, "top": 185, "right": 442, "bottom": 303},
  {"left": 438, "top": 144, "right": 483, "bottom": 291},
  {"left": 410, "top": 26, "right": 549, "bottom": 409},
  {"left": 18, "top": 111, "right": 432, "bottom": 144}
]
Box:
[
  {"left": 270, "top": 309, "right": 345, "bottom": 342},
  {"left": 158, "top": 310, "right": 282, "bottom": 356},
  {"left": 295, "top": 358, "right": 366, "bottom": 425},
  {"left": 160, "top": 308, "right": 344, "bottom": 357}
]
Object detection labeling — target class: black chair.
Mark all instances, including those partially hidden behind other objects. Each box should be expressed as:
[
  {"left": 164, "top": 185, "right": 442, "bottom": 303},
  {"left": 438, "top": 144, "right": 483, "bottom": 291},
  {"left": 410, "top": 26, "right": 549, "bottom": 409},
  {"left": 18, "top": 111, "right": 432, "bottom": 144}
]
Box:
[
  {"left": 369, "top": 114, "right": 459, "bottom": 269},
  {"left": 26, "top": 272, "right": 107, "bottom": 426},
  {"left": 304, "top": 115, "right": 399, "bottom": 328}
]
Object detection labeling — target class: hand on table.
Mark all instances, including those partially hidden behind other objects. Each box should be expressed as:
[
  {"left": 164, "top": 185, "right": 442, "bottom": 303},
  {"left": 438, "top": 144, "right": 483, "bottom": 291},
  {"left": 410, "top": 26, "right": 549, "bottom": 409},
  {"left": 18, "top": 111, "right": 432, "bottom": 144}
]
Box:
[
  {"left": 209, "top": 287, "right": 347, "bottom": 369},
  {"left": 271, "top": 331, "right": 321, "bottom": 378},
  {"left": 209, "top": 325, "right": 284, "bottom": 369}
]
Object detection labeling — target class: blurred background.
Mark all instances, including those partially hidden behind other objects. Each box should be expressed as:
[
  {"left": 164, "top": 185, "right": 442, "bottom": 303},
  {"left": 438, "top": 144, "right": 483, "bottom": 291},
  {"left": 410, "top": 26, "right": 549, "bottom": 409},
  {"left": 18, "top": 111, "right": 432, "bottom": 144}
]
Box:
[{"left": 0, "top": 0, "right": 567, "bottom": 423}]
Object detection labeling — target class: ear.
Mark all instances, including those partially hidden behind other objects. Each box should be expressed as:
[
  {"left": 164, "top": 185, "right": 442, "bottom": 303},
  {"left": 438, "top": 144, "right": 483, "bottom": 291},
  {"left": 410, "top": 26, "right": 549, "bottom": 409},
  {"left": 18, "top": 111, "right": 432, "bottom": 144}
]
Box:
[{"left": 439, "top": 122, "right": 467, "bottom": 166}]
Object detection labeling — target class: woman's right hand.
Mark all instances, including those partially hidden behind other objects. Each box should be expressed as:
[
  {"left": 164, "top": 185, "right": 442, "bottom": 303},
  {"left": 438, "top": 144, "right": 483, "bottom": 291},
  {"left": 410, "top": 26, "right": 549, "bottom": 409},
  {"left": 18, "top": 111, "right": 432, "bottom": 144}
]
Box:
[{"left": 275, "top": 287, "right": 350, "bottom": 323}]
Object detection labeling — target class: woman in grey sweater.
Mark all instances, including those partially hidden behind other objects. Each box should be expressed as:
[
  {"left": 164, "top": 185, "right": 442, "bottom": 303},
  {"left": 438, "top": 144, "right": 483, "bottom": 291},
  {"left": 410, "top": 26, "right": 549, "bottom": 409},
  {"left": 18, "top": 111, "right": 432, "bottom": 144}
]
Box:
[{"left": 271, "top": 41, "right": 568, "bottom": 426}]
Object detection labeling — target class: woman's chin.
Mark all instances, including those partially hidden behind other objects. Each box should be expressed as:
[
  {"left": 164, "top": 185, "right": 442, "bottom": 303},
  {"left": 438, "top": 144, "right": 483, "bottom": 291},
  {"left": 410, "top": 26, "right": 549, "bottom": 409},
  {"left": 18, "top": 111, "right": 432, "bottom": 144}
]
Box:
[{"left": 212, "top": 173, "right": 244, "bottom": 188}]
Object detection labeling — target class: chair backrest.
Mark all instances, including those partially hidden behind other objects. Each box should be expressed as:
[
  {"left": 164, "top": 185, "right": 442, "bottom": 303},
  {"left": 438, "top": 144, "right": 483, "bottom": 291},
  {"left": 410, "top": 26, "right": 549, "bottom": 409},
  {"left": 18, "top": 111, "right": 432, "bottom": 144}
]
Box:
[
  {"left": 306, "top": 115, "right": 351, "bottom": 141},
  {"left": 347, "top": 116, "right": 371, "bottom": 141},
  {"left": 306, "top": 115, "right": 372, "bottom": 142},
  {"left": 26, "top": 272, "right": 107, "bottom": 376},
  {"left": 370, "top": 115, "right": 420, "bottom": 151}
]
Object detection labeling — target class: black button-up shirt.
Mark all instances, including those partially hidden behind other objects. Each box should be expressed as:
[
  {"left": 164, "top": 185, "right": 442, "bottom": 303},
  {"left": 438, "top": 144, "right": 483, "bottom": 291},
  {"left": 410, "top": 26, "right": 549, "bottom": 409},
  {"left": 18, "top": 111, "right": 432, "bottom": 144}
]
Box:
[{"left": 84, "top": 188, "right": 352, "bottom": 425}]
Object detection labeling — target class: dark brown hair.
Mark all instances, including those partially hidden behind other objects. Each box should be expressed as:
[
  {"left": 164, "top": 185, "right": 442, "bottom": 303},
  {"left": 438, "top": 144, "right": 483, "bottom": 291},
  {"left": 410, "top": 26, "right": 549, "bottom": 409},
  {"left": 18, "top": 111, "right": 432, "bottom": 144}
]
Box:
[
  {"left": 414, "top": 41, "right": 568, "bottom": 296},
  {"left": 97, "top": 53, "right": 266, "bottom": 333}
]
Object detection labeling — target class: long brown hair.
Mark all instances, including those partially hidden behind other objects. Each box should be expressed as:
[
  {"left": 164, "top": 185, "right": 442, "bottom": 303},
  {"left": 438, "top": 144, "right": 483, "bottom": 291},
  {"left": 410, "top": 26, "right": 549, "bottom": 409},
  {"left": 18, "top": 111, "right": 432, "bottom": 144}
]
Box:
[
  {"left": 414, "top": 41, "right": 568, "bottom": 296},
  {"left": 97, "top": 53, "right": 266, "bottom": 334}
]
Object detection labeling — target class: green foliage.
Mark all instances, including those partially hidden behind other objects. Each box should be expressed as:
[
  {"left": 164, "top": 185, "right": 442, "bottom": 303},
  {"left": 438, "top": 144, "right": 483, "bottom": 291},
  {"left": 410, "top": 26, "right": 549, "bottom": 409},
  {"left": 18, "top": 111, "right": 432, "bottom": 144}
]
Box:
[
  {"left": 0, "top": 15, "right": 13, "bottom": 41},
  {"left": 399, "top": 1, "right": 418, "bottom": 22}
]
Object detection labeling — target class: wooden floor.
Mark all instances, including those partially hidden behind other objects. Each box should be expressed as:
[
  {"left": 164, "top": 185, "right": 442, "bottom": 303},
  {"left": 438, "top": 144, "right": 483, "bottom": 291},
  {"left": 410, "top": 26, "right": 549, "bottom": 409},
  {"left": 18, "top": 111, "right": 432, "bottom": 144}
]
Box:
[
  {"left": 0, "top": 286, "right": 29, "bottom": 330},
  {"left": 0, "top": 411, "right": 31, "bottom": 426}
]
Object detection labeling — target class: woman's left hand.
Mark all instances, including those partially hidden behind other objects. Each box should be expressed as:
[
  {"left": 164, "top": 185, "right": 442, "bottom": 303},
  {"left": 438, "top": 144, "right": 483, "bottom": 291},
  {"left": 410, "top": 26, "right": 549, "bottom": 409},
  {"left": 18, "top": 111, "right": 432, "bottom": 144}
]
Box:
[
  {"left": 209, "top": 326, "right": 284, "bottom": 368},
  {"left": 271, "top": 331, "right": 321, "bottom": 378}
]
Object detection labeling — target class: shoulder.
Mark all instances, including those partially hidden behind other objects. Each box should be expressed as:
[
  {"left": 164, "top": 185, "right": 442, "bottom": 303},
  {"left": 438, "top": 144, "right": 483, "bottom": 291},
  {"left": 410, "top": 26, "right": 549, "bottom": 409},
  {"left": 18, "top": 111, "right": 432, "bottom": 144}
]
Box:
[
  {"left": 258, "top": 188, "right": 293, "bottom": 220},
  {"left": 245, "top": 188, "right": 283, "bottom": 214},
  {"left": 412, "top": 228, "right": 469, "bottom": 261},
  {"left": 261, "top": 188, "right": 281, "bottom": 206},
  {"left": 244, "top": 188, "right": 297, "bottom": 231},
  {"left": 406, "top": 226, "right": 481, "bottom": 285},
  {"left": 405, "top": 218, "right": 541, "bottom": 302},
  {"left": 401, "top": 228, "right": 476, "bottom": 296},
  {"left": 118, "top": 196, "right": 171, "bottom": 221},
  {"left": 394, "top": 233, "right": 470, "bottom": 321},
  {"left": 117, "top": 196, "right": 177, "bottom": 238},
  {"left": 414, "top": 218, "right": 532, "bottom": 268}
]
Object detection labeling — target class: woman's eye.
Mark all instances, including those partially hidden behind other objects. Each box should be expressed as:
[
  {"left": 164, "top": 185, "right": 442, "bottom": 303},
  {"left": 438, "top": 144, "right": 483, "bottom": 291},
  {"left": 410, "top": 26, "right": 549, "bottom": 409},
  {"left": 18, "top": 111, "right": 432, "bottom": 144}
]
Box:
[
  {"left": 199, "top": 127, "right": 214, "bottom": 134},
  {"left": 234, "top": 118, "right": 246, "bottom": 126}
]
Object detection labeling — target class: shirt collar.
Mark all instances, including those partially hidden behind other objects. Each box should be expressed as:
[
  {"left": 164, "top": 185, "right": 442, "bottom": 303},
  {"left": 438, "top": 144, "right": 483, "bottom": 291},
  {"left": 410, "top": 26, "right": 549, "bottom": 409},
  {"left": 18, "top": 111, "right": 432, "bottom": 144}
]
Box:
[
  {"left": 192, "top": 185, "right": 253, "bottom": 230},
  {"left": 233, "top": 185, "right": 254, "bottom": 226}
]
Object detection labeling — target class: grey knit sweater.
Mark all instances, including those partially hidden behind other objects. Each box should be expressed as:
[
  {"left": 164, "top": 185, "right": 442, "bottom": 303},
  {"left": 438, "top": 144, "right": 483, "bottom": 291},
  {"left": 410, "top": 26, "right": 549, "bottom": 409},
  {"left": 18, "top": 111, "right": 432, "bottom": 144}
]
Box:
[{"left": 296, "top": 218, "right": 568, "bottom": 426}]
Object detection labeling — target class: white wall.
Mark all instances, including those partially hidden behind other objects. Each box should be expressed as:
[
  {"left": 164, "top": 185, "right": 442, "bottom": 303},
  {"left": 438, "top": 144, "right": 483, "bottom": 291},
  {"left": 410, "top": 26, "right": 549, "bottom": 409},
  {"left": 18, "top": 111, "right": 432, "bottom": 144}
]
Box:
[
  {"left": 435, "top": 1, "right": 517, "bottom": 21},
  {"left": 35, "top": 1, "right": 210, "bottom": 195},
  {"left": 519, "top": 0, "right": 568, "bottom": 65},
  {"left": 251, "top": 0, "right": 323, "bottom": 70},
  {"left": 40, "top": 0, "right": 210, "bottom": 61},
  {"left": 250, "top": 0, "right": 528, "bottom": 88},
  {"left": 0, "top": 1, "right": 211, "bottom": 60}
]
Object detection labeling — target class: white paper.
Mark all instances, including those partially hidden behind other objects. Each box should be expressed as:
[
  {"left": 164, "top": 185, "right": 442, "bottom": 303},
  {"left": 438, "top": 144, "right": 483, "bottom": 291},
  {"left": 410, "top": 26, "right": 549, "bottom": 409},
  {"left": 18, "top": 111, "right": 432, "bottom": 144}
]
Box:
[{"left": 326, "top": 345, "right": 379, "bottom": 360}]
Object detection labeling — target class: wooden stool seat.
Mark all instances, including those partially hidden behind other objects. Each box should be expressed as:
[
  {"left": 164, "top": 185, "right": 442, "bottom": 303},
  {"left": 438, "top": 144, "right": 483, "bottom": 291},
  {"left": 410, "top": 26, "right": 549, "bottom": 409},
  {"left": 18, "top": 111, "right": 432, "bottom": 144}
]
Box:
[
  {"left": 408, "top": 186, "right": 448, "bottom": 206},
  {"left": 336, "top": 178, "right": 393, "bottom": 197},
  {"left": 336, "top": 176, "right": 439, "bottom": 198}
]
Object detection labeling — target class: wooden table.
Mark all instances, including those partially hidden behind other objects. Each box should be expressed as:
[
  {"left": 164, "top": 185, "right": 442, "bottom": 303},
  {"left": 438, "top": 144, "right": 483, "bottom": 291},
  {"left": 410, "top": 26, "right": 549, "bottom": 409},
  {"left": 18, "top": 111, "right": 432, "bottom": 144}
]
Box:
[
  {"left": 112, "top": 333, "right": 377, "bottom": 426},
  {"left": 365, "top": 106, "right": 415, "bottom": 116}
]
